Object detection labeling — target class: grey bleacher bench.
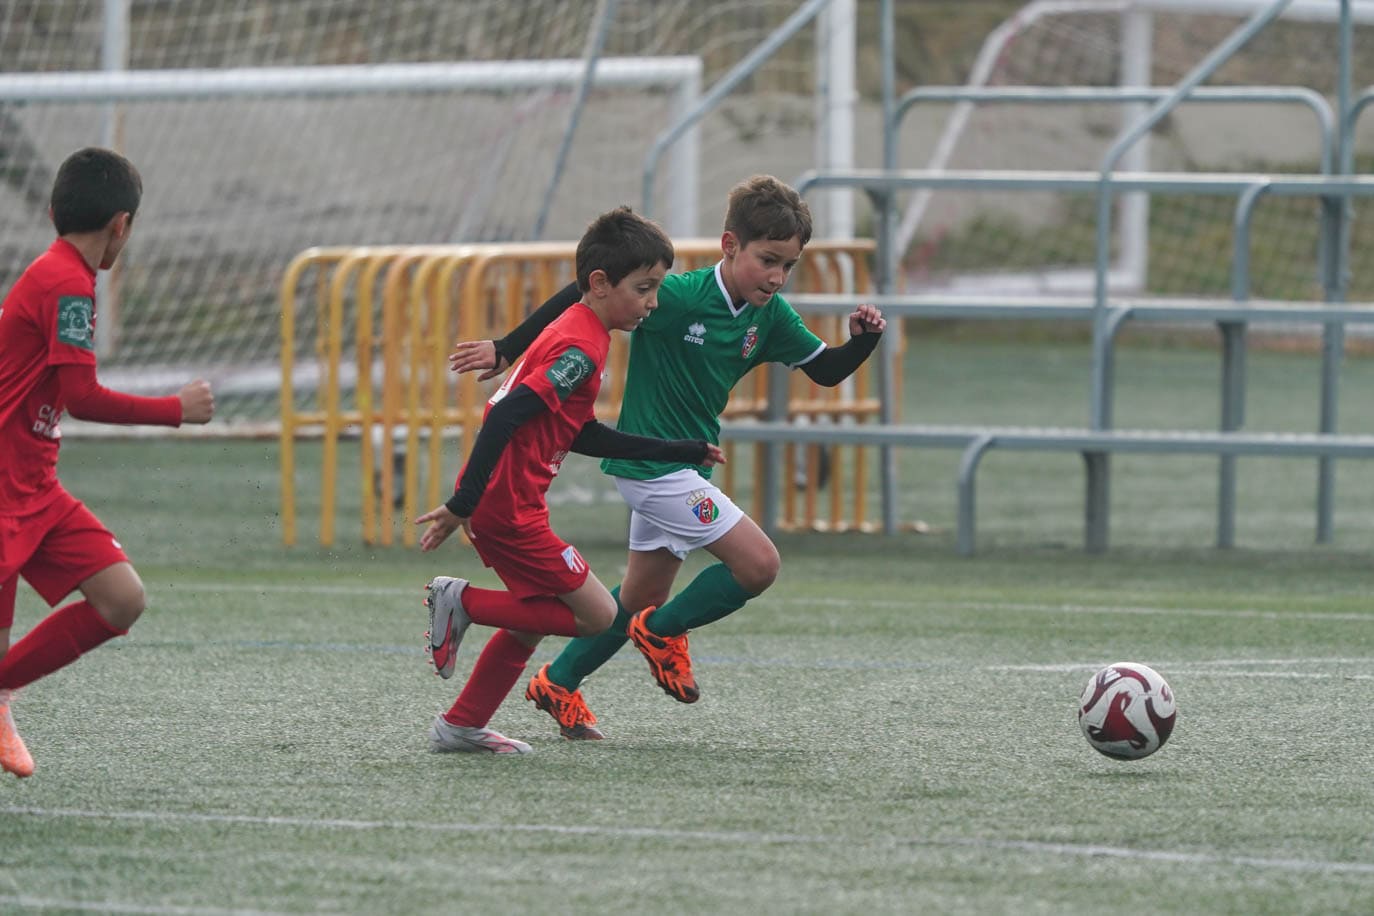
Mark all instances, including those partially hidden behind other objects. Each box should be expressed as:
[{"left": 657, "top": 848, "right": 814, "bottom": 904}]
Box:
[{"left": 718, "top": 421, "right": 1374, "bottom": 555}]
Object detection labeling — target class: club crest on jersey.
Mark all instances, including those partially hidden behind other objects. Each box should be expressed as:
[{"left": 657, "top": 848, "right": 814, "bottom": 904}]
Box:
[
  {"left": 561, "top": 545, "right": 588, "bottom": 575},
  {"left": 683, "top": 322, "right": 706, "bottom": 346},
  {"left": 741, "top": 325, "right": 759, "bottom": 358},
  {"left": 546, "top": 347, "right": 594, "bottom": 400},
  {"left": 548, "top": 448, "right": 569, "bottom": 475},
  {"left": 56, "top": 296, "right": 95, "bottom": 350},
  {"left": 686, "top": 490, "right": 719, "bottom": 525}
]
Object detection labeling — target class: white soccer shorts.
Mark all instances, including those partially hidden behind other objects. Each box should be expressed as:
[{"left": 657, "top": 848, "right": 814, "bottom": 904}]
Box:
[{"left": 614, "top": 468, "right": 745, "bottom": 560}]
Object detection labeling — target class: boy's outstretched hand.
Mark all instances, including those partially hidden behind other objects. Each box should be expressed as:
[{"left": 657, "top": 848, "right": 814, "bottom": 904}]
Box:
[
  {"left": 847, "top": 304, "right": 886, "bottom": 338},
  {"left": 449, "top": 340, "right": 510, "bottom": 382},
  {"left": 416, "top": 504, "right": 473, "bottom": 552},
  {"left": 178, "top": 379, "right": 215, "bottom": 424}
]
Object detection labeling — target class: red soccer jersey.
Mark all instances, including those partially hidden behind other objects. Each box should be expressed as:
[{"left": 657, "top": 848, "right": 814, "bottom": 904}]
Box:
[
  {"left": 0, "top": 240, "right": 102, "bottom": 512},
  {"left": 464, "top": 302, "right": 609, "bottom": 532}
]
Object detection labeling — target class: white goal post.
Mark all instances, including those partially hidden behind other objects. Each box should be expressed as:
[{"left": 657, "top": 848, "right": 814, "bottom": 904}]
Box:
[
  {"left": 0, "top": 57, "right": 702, "bottom": 426},
  {"left": 0, "top": 57, "right": 703, "bottom": 238}
]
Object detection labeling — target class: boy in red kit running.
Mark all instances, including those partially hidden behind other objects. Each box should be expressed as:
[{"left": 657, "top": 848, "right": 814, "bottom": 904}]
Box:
[
  {"left": 414, "top": 207, "right": 725, "bottom": 754},
  {"left": 0, "top": 148, "right": 215, "bottom": 778},
  {"left": 451, "top": 176, "right": 885, "bottom": 740}
]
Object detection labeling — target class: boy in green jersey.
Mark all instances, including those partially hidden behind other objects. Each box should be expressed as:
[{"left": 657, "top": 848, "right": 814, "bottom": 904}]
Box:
[{"left": 449, "top": 175, "right": 885, "bottom": 739}]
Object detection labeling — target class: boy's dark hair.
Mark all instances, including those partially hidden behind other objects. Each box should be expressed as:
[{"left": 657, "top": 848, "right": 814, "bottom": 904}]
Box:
[
  {"left": 575, "top": 206, "right": 674, "bottom": 292},
  {"left": 724, "top": 174, "right": 813, "bottom": 248},
  {"left": 50, "top": 147, "right": 142, "bottom": 236}
]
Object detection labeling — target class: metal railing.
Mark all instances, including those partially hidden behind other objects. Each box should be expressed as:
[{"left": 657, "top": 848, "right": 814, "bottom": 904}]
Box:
[{"left": 738, "top": 0, "right": 1373, "bottom": 551}]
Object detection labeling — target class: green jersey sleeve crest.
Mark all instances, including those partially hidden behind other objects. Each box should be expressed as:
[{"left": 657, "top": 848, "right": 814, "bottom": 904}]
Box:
[
  {"left": 56, "top": 296, "right": 96, "bottom": 350},
  {"left": 545, "top": 347, "right": 595, "bottom": 400}
]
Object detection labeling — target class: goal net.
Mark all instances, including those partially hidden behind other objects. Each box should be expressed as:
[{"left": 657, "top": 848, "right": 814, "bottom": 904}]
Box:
[
  {"left": 0, "top": 0, "right": 822, "bottom": 429},
  {"left": 898, "top": 0, "right": 1374, "bottom": 306}
]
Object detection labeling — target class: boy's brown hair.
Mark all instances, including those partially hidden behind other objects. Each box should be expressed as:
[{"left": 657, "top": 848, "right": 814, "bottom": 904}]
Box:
[
  {"left": 575, "top": 206, "right": 674, "bottom": 292},
  {"left": 51, "top": 147, "right": 142, "bottom": 236},
  {"left": 723, "top": 174, "right": 813, "bottom": 248}
]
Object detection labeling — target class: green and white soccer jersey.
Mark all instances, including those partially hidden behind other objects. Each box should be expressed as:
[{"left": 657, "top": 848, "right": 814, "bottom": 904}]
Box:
[{"left": 602, "top": 262, "right": 824, "bottom": 481}]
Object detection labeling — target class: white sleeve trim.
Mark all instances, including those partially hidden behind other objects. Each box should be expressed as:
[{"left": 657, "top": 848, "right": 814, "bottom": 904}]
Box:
[{"left": 787, "top": 341, "right": 827, "bottom": 369}]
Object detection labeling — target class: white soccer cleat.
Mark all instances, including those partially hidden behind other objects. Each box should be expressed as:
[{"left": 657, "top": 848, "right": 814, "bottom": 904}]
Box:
[
  {"left": 429, "top": 716, "right": 532, "bottom": 755},
  {"left": 423, "top": 576, "right": 471, "bottom": 679}
]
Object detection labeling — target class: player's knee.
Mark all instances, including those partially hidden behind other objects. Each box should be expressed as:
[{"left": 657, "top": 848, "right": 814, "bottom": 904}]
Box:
[
  {"left": 733, "top": 549, "right": 780, "bottom": 595},
  {"left": 94, "top": 586, "right": 146, "bottom": 631},
  {"left": 576, "top": 603, "right": 615, "bottom": 637}
]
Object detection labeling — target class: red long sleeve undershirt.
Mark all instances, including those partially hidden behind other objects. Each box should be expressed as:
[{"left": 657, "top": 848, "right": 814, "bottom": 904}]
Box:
[{"left": 56, "top": 363, "right": 183, "bottom": 426}]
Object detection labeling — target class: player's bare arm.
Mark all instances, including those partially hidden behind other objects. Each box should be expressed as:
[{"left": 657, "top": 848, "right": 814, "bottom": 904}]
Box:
[
  {"left": 415, "top": 504, "right": 473, "bottom": 552},
  {"left": 178, "top": 379, "right": 215, "bottom": 424}
]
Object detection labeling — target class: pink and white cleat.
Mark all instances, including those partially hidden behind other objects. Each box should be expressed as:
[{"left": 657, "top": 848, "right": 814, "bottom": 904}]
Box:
[
  {"left": 423, "top": 576, "right": 471, "bottom": 679},
  {"left": 429, "top": 716, "right": 531, "bottom": 754}
]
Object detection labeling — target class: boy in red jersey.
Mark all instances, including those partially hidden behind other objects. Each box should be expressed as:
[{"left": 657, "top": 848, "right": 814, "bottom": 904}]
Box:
[
  {"left": 450, "top": 175, "right": 885, "bottom": 740},
  {"left": 0, "top": 148, "right": 215, "bottom": 777},
  {"left": 414, "top": 207, "right": 724, "bottom": 754}
]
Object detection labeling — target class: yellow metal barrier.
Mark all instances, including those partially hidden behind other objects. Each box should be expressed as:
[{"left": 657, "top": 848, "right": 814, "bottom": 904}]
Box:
[{"left": 279, "top": 239, "right": 889, "bottom": 546}]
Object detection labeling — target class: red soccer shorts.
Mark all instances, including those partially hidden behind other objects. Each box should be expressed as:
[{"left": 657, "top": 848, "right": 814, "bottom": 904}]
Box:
[
  {"left": 469, "top": 518, "right": 590, "bottom": 599},
  {"left": 0, "top": 488, "right": 128, "bottom": 628}
]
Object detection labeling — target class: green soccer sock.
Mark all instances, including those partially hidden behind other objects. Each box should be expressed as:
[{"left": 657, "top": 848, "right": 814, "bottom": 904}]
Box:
[
  {"left": 546, "top": 585, "right": 632, "bottom": 691},
  {"left": 646, "top": 562, "right": 754, "bottom": 637}
]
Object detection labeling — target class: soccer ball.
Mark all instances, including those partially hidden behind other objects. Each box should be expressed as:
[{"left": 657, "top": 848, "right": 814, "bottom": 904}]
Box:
[{"left": 1077, "top": 662, "right": 1177, "bottom": 760}]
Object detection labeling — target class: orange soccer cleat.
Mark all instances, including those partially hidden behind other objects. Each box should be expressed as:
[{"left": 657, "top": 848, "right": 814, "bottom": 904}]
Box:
[
  {"left": 525, "top": 664, "right": 604, "bottom": 740},
  {"left": 0, "top": 691, "right": 35, "bottom": 778},
  {"left": 625, "top": 608, "right": 699, "bottom": 704}
]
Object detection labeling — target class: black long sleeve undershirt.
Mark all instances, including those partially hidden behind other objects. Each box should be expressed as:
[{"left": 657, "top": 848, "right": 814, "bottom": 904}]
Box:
[
  {"left": 492, "top": 281, "right": 581, "bottom": 367},
  {"left": 492, "top": 278, "right": 881, "bottom": 388},
  {"left": 445, "top": 384, "right": 711, "bottom": 518},
  {"left": 800, "top": 329, "right": 882, "bottom": 387},
  {"left": 445, "top": 385, "right": 547, "bottom": 518},
  {"left": 571, "top": 420, "right": 709, "bottom": 464}
]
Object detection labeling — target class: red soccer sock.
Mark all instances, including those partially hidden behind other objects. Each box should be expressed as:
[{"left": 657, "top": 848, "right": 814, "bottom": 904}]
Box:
[
  {"left": 0, "top": 600, "right": 125, "bottom": 691},
  {"left": 444, "top": 629, "right": 536, "bottom": 728},
  {"left": 461, "top": 586, "right": 580, "bottom": 637}
]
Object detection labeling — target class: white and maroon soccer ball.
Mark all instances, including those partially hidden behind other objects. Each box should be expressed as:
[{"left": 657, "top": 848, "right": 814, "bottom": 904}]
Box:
[{"left": 1077, "top": 662, "right": 1177, "bottom": 760}]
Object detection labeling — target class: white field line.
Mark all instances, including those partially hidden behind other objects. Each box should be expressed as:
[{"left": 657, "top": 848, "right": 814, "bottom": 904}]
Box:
[
  {"left": 170, "top": 582, "right": 1374, "bottom": 624},
  {"left": 20, "top": 583, "right": 1369, "bottom": 677},
  {"left": 934, "top": 600, "right": 1374, "bottom": 624},
  {"left": 0, "top": 896, "right": 280, "bottom": 915},
  {"left": 4, "top": 805, "right": 1374, "bottom": 877},
  {"left": 991, "top": 657, "right": 1374, "bottom": 675},
  {"left": 1013, "top": 668, "right": 1374, "bottom": 680}
]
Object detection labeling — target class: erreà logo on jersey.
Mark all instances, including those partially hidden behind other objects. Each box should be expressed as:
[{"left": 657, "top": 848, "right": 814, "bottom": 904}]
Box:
[
  {"left": 741, "top": 325, "right": 759, "bottom": 358},
  {"left": 686, "top": 489, "right": 719, "bottom": 525},
  {"left": 683, "top": 322, "right": 706, "bottom": 346}
]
